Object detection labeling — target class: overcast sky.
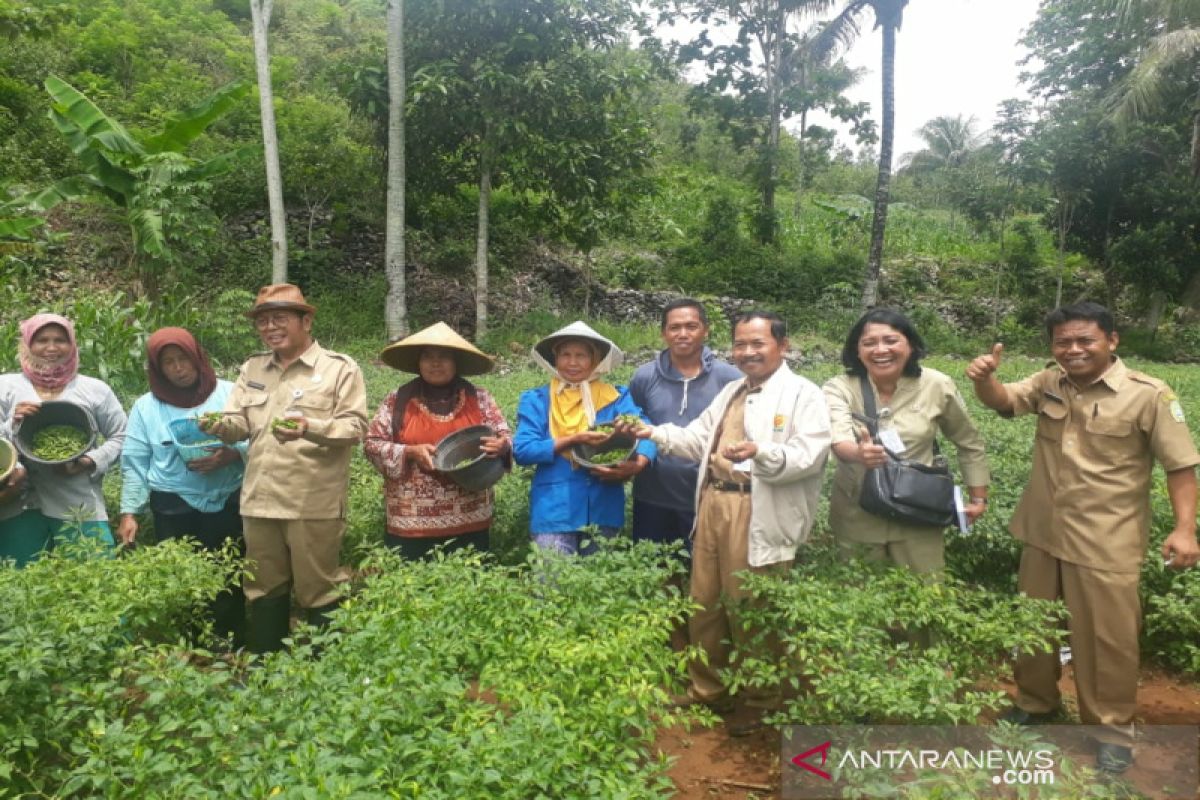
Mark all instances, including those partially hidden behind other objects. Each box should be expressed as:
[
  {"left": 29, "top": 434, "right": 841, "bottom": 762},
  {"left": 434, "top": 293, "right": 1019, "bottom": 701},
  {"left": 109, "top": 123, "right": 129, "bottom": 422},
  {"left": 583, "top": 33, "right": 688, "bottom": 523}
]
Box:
[
  {"left": 833, "top": 0, "right": 1043, "bottom": 157},
  {"left": 659, "top": 0, "right": 1045, "bottom": 158}
]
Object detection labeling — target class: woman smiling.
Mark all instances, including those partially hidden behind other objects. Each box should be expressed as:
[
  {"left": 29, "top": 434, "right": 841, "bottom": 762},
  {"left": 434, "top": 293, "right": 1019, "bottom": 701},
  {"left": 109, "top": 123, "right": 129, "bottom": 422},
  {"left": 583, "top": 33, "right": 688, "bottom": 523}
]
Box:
[
  {"left": 513, "top": 321, "right": 655, "bottom": 555},
  {"left": 0, "top": 314, "right": 126, "bottom": 565},
  {"left": 823, "top": 308, "right": 990, "bottom": 574},
  {"left": 365, "top": 322, "right": 511, "bottom": 559}
]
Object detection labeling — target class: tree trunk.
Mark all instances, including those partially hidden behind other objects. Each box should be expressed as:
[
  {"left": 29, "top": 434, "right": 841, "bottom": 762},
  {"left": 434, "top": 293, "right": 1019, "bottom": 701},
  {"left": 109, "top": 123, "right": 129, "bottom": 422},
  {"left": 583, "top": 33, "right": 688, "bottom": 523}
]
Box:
[
  {"left": 1146, "top": 291, "right": 1167, "bottom": 339},
  {"left": 1191, "top": 105, "right": 1200, "bottom": 180},
  {"left": 1054, "top": 196, "right": 1072, "bottom": 309},
  {"left": 860, "top": 20, "right": 898, "bottom": 310},
  {"left": 384, "top": 0, "right": 407, "bottom": 341},
  {"left": 760, "top": 9, "right": 782, "bottom": 245},
  {"left": 793, "top": 107, "right": 808, "bottom": 219},
  {"left": 475, "top": 146, "right": 491, "bottom": 340},
  {"left": 1101, "top": 200, "right": 1116, "bottom": 308},
  {"left": 249, "top": 0, "right": 287, "bottom": 284},
  {"left": 1179, "top": 268, "right": 1200, "bottom": 320}
]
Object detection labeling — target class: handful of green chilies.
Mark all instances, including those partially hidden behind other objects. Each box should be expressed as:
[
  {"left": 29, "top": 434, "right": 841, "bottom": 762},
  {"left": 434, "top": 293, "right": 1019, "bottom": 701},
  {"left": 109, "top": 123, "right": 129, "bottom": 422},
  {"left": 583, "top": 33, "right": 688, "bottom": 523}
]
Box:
[{"left": 582, "top": 448, "right": 629, "bottom": 465}]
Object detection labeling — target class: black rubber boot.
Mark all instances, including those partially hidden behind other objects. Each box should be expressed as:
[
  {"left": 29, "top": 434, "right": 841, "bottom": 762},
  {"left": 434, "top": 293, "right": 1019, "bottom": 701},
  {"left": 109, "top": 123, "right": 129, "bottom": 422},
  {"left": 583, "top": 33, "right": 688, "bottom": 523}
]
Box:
[
  {"left": 305, "top": 601, "right": 340, "bottom": 630},
  {"left": 304, "top": 601, "right": 341, "bottom": 658},
  {"left": 211, "top": 586, "right": 247, "bottom": 650},
  {"left": 247, "top": 591, "right": 291, "bottom": 656}
]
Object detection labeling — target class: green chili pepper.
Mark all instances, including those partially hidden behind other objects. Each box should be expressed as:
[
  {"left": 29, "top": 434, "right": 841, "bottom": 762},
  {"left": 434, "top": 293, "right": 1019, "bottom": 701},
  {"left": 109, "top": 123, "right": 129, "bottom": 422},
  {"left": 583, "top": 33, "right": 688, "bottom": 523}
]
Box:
[
  {"left": 31, "top": 425, "right": 89, "bottom": 461},
  {"left": 583, "top": 448, "right": 629, "bottom": 466}
]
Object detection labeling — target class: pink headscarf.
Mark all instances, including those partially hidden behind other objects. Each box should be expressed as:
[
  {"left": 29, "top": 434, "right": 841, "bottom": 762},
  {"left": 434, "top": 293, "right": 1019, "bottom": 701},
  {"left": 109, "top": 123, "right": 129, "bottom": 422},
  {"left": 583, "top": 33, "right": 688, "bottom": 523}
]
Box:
[{"left": 18, "top": 313, "right": 79, "bottom": 390}]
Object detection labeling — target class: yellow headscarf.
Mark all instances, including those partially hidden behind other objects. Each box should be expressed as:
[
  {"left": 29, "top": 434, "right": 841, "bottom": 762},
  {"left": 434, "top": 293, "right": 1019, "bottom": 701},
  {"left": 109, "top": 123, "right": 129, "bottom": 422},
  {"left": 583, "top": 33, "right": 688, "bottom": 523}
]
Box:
[{"left": 549, "top": 376, "right": 619, "bottom": 439}]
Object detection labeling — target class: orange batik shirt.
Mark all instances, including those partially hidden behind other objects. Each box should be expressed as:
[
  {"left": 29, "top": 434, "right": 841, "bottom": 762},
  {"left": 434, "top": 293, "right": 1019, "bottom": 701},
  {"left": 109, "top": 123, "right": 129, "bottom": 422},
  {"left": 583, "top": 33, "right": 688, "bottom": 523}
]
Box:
[{"left": 363, "top": 387, "right": 510, "bottom": 539}]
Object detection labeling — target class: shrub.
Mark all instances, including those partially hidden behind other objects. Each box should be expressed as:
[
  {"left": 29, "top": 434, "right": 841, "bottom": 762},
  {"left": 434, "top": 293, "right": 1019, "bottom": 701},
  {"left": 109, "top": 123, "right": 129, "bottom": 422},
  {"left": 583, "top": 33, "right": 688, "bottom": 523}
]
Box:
[
  {"left": 5, "top": 543, "right": 690, "bottom": 798},
  {"left": 726, "top": 547, "right": 1065, "bottom": 725}
]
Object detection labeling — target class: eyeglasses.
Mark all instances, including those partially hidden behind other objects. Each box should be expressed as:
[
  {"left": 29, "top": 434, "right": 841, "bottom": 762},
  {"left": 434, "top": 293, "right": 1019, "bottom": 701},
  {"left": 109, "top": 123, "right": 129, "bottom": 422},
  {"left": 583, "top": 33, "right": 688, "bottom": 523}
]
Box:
[{"left": 253, "top": 312, "right": 296, "bottom": 330}]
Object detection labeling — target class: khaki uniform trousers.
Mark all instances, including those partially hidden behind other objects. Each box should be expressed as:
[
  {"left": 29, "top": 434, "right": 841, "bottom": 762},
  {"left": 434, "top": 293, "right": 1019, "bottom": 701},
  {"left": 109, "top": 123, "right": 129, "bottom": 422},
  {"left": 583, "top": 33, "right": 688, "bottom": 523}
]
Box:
[
  {"left": 688, "top": 486, "right": 791, "bottom": 708},
  {"left": 833, "top": 531, "right": 944, "bottom": 574},
  {"left": 243, "top": 516, "right": 350, "bottom": 609},
  {"left": 1015, "top": 544, "right": 1139, "bottom": 746}
]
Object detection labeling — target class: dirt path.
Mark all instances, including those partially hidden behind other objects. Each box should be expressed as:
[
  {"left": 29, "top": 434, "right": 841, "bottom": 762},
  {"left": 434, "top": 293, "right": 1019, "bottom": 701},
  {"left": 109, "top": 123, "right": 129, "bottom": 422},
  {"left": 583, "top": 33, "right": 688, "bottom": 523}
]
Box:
[{"left": 655, "top": 667, "right": 1200, "bottom": 799}]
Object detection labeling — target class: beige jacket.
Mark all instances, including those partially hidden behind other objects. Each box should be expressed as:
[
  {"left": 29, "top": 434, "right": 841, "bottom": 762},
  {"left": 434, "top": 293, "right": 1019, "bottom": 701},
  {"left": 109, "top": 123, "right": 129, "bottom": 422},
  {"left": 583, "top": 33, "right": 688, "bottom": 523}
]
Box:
[{"left": 650, "top": 364, "right": 831, "bottom": 567}]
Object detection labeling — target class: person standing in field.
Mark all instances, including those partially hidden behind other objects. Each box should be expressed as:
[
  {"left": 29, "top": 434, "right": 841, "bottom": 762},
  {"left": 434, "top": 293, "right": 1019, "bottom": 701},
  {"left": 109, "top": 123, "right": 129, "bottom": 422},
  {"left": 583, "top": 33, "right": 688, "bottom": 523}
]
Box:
[
  {"left": 620, "top": 310, "right": 830, "bottom": 736},
  {"left": 513, "top": 321, "right": 655, "bottom": 556},
  {"left": 118, "top": 327, "right": 248, "bottom": 646},
  {"left": 628, "top": 298, "right": 740, "bottom": 556},
  {"left": 967, "top": 301, "right": 1199, "bottom": 774},
  {"left": 202, "top": 284, "right": 367, "bottom": 656},
  {"left": 364, "top": 322, "right": 511, "bottom": 559},
  {"left": 0, "top": 313, "right": 126, "bottom": 565},
  {"left": 823, "top": 308, "right": 989, "bottom": 574}
]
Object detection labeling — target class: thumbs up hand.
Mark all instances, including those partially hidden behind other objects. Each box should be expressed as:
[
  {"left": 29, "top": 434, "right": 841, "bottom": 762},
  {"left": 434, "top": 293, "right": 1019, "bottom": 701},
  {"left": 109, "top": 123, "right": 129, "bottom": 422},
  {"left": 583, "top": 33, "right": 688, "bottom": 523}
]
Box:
[
  {"left": 966, "top": 343, "right": 1004, "bottom": 383},
  {"left": 856, "top": 426, "right": 887, "bottom": 469}
]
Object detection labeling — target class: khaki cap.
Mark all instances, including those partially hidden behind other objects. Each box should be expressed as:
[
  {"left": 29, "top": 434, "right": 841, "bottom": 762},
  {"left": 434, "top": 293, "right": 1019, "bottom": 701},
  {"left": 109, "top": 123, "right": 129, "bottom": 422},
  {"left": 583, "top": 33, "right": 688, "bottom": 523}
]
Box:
[
  {"left": 380, "top": 322, "right": 494, "bottom": 376},
  {"left": 246, "top": 283, "right": 317, "bottom": 317}
]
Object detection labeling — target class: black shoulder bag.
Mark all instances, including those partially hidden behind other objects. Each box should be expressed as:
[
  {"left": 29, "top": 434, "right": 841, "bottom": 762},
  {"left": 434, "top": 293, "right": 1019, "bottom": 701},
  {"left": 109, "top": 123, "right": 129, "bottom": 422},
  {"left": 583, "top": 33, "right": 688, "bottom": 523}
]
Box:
[{"left": 853, "top": 374, "right": 956, "bottom": 528}]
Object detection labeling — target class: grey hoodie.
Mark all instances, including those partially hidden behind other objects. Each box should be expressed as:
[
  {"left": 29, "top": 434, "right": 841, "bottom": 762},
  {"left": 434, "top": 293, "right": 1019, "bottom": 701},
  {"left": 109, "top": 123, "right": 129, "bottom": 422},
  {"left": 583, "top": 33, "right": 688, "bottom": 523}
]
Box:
[{"left": 629, "top": 347, "right": 742, "bottom": 512}]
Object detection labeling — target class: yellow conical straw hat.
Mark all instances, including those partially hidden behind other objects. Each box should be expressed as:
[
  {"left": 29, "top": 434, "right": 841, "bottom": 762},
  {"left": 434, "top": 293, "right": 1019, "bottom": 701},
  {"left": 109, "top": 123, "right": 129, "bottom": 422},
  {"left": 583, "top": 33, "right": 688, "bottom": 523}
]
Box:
[{"left": 379, "top": 322, "right": 494, "bottom": 376}]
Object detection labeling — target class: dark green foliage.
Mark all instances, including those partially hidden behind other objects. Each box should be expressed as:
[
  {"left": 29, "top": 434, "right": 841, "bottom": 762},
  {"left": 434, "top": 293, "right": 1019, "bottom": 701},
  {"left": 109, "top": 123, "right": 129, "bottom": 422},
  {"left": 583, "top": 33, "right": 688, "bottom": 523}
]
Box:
[
  {"left": 0, "top": 539, "right": 234, "bottom": 791},
  {"left": 2, "top": 542, "right": 690, "bottom": 798},
  {"left": 728, "top": 546, "right": 1065, "bottom": 725}
]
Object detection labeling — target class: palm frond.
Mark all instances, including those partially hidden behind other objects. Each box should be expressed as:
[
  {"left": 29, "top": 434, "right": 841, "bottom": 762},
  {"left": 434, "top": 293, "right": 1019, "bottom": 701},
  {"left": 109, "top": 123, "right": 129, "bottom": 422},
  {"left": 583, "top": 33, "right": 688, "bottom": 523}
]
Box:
[
  {"left": 1111, "top": 26, "right": 1200, "bottom": 127},
  {"left": 810, "top": 2, "right": 867, "bottom": 62}
]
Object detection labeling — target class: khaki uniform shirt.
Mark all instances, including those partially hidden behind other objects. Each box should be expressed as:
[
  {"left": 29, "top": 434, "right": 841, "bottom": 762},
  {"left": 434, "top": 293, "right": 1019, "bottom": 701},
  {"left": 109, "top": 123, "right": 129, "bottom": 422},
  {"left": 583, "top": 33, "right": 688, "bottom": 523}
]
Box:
[
  {"left": 1006, "top": 357, "right": 1199, "bottom": 573},
  {"left": 221, "top": 340, "right": 368, "bottom": 520},
  {"left": 823, "top": 368, "right": 990, "bottom": 544},
  {"left": 706, "top": 384, "right": 758, "bottom": 487}
]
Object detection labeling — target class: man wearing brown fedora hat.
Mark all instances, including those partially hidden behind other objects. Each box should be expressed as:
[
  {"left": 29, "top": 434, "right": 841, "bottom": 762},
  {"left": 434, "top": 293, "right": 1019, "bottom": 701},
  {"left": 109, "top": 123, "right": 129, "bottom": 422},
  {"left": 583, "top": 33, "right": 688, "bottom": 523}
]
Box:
[{"left": 202, "top": 283, "right": 367, "bottom": 655}]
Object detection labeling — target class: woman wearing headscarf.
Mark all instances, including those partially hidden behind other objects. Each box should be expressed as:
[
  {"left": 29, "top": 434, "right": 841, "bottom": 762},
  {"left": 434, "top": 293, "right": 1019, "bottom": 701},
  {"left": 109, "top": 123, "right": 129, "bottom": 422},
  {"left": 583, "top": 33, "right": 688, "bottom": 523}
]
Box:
[
  {"left": 0, "top": 313, "right": 126, "bottom": 565},
  {"left": 514, "top": 321, "right": 656, "bottom": 555},
  {"left": 117, "top": 327, "right": 246, "bottom": 643},
  {"left": 364, "top": 322, "right": 511, "bottom": 559}
]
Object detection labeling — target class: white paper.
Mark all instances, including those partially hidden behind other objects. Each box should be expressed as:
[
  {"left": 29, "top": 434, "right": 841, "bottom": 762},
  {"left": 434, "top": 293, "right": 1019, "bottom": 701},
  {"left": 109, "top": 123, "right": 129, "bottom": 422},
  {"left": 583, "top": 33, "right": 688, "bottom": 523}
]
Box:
[
  {"left": 732, "top": 458, "right": 753, "bottom": 473},
  {"left": 878, "top": 428, "right": 905, "bottom": 454},
  {"left": 953, "top": 485, "right": 970, "bottom": 533}
]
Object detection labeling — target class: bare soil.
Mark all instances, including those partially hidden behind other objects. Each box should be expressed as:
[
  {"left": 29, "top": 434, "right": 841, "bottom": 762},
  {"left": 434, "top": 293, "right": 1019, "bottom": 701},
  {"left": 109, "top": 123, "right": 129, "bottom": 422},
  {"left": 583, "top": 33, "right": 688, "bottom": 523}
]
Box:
[{"left": 655, "top": 666, "right": 1200, "bottom": 799}]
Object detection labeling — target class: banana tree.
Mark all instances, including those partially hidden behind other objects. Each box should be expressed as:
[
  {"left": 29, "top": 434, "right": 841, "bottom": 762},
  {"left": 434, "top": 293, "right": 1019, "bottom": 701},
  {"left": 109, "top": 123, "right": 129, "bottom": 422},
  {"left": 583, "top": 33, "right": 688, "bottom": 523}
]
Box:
[{"left": 39, "top": 76, "right": 251, "bottom": 297}]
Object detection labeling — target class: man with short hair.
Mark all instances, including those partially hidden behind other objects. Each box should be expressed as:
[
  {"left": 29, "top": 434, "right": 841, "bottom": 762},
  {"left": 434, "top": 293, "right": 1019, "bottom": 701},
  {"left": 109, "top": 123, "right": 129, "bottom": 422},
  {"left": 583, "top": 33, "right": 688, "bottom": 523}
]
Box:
[
  {"left": 624, "top": 310, "right": 830, "bottom": 735},
  {"left": 629, "top": 299, "right": 740, "bottom": 552},
  {"left": 203, "top": 284, "right": 368, "bottom": 655},
  {"left": 967, "top": 301, "right": 1199, "bottom": 774}
]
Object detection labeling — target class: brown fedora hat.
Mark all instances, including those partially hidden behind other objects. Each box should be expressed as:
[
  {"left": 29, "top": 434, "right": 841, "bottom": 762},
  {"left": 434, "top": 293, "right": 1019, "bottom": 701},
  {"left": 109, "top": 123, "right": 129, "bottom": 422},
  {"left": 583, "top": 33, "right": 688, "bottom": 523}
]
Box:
[
  {"left": 380, "top": 321, "right": 494, "bottom": 376},
  {"left": 245, "top": 283, "right": 317, "bottom": 318}
]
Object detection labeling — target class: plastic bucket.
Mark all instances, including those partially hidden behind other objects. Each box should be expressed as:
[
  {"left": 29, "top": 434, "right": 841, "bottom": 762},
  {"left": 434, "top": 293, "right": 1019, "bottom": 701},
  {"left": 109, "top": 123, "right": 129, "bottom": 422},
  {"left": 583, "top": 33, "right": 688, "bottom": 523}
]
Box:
[
  {"left": 167, "top": 417, "right": 225, "bottom": 461},
  {"left": 571, "top": 432, "right": 637, "bottom": 469},
  {"left": 433, "top": 424, "right": 505, "bottom": 492},
  {"left": 13, "top": 400, "right": 97, "bottom": 466},
  {"left": 0, "top": 438, "right": 15, "bottom": 486}
]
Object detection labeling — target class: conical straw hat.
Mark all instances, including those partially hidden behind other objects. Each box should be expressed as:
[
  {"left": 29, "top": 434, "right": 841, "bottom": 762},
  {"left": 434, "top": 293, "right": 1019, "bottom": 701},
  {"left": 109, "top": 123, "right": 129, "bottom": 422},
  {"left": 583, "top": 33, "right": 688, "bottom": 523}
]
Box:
[
  {"left": 531, "top": 320, "right": 623, "bottom": 373},
  {"left": 379, "top": 322, "right": 494, "bottom": 376}
]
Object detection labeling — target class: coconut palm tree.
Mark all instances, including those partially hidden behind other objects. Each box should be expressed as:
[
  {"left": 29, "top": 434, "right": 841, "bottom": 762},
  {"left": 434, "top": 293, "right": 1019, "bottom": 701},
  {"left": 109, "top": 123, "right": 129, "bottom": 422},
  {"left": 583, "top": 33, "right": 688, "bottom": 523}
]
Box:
[
  {"left": 814, "top": 0, "right": 909, "bottom": 309},
  {"left": 903, "top": 114, "right": 983, "bottom": 173},
  {"left": 1110, "top": 0, "right": 1200, "bottom": 177}
]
